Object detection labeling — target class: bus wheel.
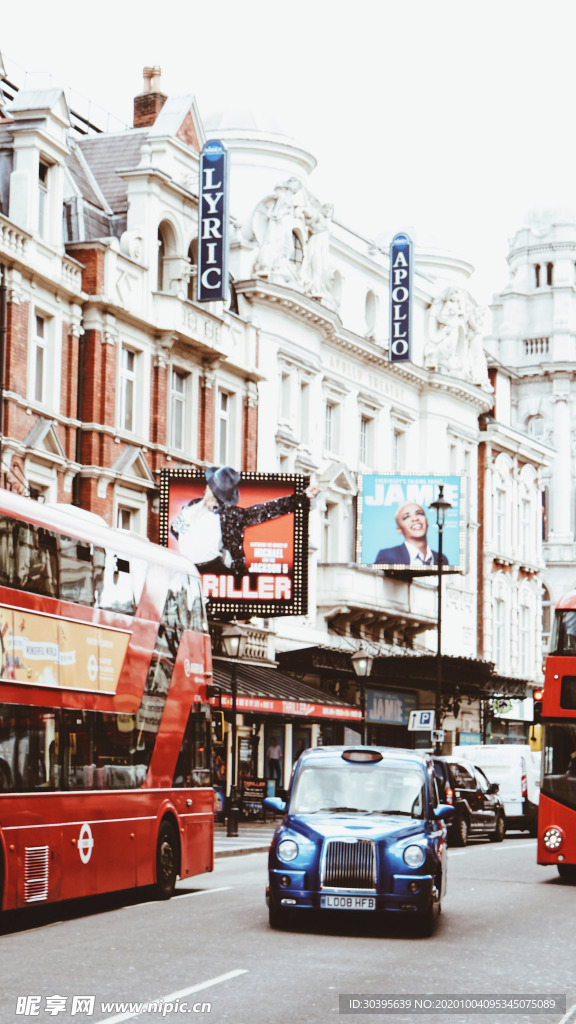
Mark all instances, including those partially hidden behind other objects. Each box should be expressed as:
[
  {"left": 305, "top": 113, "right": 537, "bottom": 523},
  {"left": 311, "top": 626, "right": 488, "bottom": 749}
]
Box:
[
  {"left": 557, "top": 863, "right": 576, "bottom": 883},
  {"left": 155, "top": 821, "right": 179, "bottom": 899}
]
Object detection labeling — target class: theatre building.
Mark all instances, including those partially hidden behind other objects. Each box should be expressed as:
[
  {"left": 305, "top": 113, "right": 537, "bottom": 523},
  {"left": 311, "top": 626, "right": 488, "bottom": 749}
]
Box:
[{"left": 0, "top": 56, "right": 546, "bottom": 817}]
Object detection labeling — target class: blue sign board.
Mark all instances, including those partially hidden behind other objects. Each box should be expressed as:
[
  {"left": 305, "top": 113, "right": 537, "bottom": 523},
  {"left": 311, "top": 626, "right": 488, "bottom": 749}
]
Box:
[
  {"left": 357, "top": 474, "right": 465, "bottom": 573},
  {"left": 198, "top": 140, "right": 228, "bottom": 303},
  {"left": 366, "top": 688, "right": 418, "bottom": 725},
  {"left": 389, "top": 232, "right": 412, "bottom": 362}
]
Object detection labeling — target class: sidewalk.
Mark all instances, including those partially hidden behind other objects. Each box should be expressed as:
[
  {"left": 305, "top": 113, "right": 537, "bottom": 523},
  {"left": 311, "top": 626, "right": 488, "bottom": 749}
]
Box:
[{"left": 213, "top": 818, "right": 279, "bottom": 858}]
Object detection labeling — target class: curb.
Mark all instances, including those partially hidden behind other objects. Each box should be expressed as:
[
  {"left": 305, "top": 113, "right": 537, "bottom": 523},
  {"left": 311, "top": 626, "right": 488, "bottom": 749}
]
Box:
[{"left": 214, "top": 844, "right": 271, "bottom": 860}]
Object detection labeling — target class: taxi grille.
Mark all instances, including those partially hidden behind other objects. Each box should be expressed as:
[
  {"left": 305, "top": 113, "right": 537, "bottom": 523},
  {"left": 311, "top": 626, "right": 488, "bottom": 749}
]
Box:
[{"left": 321, "top": 839, "right": 376, "bottom": 890}]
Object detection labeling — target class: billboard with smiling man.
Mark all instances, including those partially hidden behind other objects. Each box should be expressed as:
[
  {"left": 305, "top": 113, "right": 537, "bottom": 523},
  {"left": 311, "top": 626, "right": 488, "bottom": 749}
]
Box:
[{"left": 357, "top": 474, "right": 465, "bottom": 573}]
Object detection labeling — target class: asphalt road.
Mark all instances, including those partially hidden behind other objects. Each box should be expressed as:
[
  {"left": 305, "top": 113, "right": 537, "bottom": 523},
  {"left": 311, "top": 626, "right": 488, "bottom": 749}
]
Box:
[{"left": 0, "top": 835, "right": 574, "bottom": 1024}]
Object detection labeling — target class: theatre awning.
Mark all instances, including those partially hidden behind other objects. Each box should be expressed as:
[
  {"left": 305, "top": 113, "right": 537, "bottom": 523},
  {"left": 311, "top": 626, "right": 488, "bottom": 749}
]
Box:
[
  {"left": 278, "top": 647, "right": 531, "bottom": 701},
  {"left": 209, "top": 660, "right": 361, "bottom": 723}
]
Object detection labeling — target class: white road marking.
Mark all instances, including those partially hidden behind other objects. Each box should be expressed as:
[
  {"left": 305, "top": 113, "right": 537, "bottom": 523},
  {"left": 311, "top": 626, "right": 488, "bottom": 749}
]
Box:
[
  {"left": 556, "top": 1001, "right": 576, "bottom": 1024},
  {"left": 93, "top": 969, "right": 248, "bottom": 1024}
]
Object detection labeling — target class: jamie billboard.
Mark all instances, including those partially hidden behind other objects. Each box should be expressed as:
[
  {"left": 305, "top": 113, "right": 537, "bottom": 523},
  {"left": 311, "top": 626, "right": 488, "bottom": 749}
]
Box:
[
  {"left": 357, "top": 474, "right": 465, "bottom": 573},
  {"left": 159, "top": 468, "right": 311, "bottom": 616}
]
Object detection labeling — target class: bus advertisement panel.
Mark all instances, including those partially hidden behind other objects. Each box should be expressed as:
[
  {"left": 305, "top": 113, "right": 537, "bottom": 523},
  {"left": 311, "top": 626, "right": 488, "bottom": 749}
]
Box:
[
  {"left": 537, "top": 588, "right": 576, "bottom": 882},
  {"left": 356, "top": 474, "right": 465, "bottom": 573},
  {"left": 159, "top": 468, "right": 311, "bottom": 617},
  {"left": 0, "top": 491, "right": 214, "bottom": 911}
]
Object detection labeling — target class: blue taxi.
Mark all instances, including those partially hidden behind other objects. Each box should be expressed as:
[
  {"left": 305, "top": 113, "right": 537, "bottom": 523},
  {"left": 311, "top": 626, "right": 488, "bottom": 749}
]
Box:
[{"left": 264, "top": 745, "right": 453, "bottom": 936}]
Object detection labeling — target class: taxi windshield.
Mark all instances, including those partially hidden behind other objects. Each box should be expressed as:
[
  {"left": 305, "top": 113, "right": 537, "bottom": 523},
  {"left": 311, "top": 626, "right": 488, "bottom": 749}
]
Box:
[{"left": 290, "top": 761, "right": 426, "bottom": 818}]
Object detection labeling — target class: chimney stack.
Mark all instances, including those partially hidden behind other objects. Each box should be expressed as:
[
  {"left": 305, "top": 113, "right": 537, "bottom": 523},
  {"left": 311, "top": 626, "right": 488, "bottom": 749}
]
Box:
[{"left": 133, "top": 66, "right": 167, "bottom": 128}]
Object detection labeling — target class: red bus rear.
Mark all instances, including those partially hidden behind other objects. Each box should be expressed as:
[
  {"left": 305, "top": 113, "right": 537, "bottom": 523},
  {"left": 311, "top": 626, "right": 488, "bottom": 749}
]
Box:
[
  {"left": 538, "top": 589, "right": 576, "bottom": 882},
  {"left": 0, "top": 492, "right": 214, "bottom": 911}
]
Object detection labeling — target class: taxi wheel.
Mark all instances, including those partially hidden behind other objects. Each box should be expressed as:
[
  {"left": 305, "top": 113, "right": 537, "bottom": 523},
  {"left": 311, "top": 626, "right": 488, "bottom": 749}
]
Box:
[
  {"left": 452, "top": 814, "right": 469, "bottom": 847},
  {"left": 413, "top": 898, "right": 438, "bottom": 938},
  {"left": 155, "top": 820, "right": 179, "bottom": 900},
  {"left": 269, "top": 902, "right": 289, "bottom": 929},
  {"left": 489, "top": 814, "right": 505, "bottom": 842}
]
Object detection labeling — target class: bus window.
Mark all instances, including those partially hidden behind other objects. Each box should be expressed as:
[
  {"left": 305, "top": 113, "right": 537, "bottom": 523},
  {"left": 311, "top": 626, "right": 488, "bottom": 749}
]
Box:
[
  {"left": 59, "top": 535, "right": 95, "bottom": 605},
  {"left": 550, "top": 609, "right": 576, "bottom": 654},
  {"left": 166, "top": 573, "right": 208, "bottom": 635},
  {"left": 0, "top": 704, "right": 55, "bottom": 792},
  {"left": 542, "top": 722, "right": 576, "bottom": 812},
  {"left": 96, "top": 551, "right": 147, "bottom": 614},
  {"left": 173, "top": 708, "right": 211, "bottom": 788},
  {"left": 560, "top": 676, "right": 576, "bottom": 709},
  {"left": 0, "top": 517, "right": 14, "bottom": 587},
  {"left": 16, "top": 525, "right": 58, "bottom": 597}
]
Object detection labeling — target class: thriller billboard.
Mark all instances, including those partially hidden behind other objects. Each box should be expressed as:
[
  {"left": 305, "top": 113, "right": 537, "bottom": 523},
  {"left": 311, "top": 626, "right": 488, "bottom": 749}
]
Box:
[
  {"left": 357, "top": 474, "right": 465, "bottom": 573},
  {"left": 159, "top": 469, "right": 310, "bottom": 616}
]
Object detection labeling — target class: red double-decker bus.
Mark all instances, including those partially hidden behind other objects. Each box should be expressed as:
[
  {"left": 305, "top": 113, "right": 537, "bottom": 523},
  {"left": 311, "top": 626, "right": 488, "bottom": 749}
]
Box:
[
  {"left": 538, "top": 589, "right": 576, "bottom": 882},
  {"left": 0, "top": 491, "right": 214, "bottom": 911}
]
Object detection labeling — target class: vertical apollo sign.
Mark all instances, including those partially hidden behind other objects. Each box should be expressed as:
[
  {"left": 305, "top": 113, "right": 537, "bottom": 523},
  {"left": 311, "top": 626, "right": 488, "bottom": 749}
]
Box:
[
  {"left": 197, "top": 140, "right": 228, "bottom": 303},
  {"left": 389, "top": 232, "right": 412, "bottom": 362}
]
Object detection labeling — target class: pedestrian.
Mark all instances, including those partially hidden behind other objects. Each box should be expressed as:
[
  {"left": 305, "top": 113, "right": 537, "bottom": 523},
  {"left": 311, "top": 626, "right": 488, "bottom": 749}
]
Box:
[{"left": 267, "top": 737, "right": 282, "bottom": 783}]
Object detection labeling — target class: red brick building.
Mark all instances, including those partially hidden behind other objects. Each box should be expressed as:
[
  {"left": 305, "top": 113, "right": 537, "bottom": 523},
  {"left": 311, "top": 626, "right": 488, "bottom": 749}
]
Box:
[{"left": 0, "top": 68, "right": 258, "bottom": 539}]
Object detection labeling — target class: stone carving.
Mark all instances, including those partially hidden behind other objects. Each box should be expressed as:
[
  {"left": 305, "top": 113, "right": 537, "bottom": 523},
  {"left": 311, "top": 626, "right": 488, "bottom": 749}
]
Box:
[
  {"left": 424, "top": 286, "right": 489, "bottom": 386},
  {"left": 253, "top": 177, "right": 304, "bottom": 285},
  {"left": 252, "top": 180, "right": 335, "bottom": 305},
  {"left": 302, "top": 201, "right": 334, "bottom": 300},
  {"left": 120, "top": 230, "right": 143, "bottom": 261}
]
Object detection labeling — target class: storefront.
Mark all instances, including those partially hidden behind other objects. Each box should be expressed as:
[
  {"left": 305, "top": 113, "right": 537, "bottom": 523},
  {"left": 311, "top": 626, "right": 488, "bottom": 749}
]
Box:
[{"left": 209, "top": 660, "right": 361, "bottom": 818}]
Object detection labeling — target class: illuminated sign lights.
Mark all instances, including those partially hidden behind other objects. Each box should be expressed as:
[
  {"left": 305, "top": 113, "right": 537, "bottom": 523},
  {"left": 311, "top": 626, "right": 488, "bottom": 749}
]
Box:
[{"left": 159, "top": 469, "right": 310, "bottom": 618}]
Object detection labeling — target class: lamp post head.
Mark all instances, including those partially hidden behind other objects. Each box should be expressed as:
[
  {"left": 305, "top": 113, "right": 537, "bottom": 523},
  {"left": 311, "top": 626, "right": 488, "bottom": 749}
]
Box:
[
  {"left": 220, "top": 623, "right": 247, "bottom": 660},
  {"left": 430, "top": 484, "right": 452, "bottom": 527},
  {"left": 351, "top": 650, "right": 374, "bottom": 678}
]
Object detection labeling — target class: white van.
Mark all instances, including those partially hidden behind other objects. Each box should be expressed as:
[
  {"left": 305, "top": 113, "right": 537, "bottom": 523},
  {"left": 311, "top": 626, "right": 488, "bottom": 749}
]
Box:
[{"left": 454, "top": 744, "right": 540, "bottom": 834}]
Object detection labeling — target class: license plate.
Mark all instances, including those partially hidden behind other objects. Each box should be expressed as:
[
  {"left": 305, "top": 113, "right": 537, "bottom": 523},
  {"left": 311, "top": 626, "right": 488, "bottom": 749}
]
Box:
[{"left": 320, "top": 895, "right": 376, "bottom": 910}]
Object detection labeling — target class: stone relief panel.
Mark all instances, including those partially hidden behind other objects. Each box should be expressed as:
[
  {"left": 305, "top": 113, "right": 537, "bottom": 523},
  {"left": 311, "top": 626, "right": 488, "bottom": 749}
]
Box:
[
  {"left": 251, "top": 178, "right": 336, "bottom": 307},
  {"left": 424, "top": 286, "right": 490, "bottom": 387}
]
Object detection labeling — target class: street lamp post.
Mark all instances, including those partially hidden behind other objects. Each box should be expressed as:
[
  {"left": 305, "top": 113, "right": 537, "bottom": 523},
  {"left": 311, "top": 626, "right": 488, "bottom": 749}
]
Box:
[
  {"left": 429, "top": 485, "right": 452, "bottom": 755},
  {"left": 351, "top": 650, "right": 374, "bottom": 745},
  {"left": 220, "top": 624, "right": 247, "bottom": 837}
]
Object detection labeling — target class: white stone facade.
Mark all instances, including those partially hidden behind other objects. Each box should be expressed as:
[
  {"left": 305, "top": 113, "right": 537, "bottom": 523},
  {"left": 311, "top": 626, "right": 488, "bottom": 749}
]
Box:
[{"left": 485, "top": 214, "right": 576, "bottom": 649}]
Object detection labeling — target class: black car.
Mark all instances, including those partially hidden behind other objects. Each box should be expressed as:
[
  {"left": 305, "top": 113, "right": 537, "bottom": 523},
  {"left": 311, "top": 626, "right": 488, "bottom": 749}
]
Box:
[{"left": 433, "top": 756, "right": 506, "bottom": 846}]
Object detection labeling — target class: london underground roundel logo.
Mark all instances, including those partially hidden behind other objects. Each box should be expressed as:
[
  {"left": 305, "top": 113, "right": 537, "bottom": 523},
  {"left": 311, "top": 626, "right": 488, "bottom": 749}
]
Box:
[{"left": 78, "top": 823, "right": 94, "bottom": 864}]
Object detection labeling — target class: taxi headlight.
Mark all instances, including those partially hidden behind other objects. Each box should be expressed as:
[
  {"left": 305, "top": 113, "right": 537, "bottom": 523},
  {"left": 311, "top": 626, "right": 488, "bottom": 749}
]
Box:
[
  {"left": 277, "top": 839, "right": 299, "bottom": 862},
  {"left": 404, "top": 844, "right": 426, "bottom": 868}
]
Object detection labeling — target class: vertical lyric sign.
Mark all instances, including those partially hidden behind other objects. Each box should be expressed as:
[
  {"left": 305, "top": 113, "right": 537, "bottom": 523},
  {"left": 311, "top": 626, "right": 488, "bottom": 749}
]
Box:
[
  {"left": 389, "top": 232, "right": 412, "bottom": 362},
  {"left": 197, "top": 140, "right": 228, "bottom": 303}
]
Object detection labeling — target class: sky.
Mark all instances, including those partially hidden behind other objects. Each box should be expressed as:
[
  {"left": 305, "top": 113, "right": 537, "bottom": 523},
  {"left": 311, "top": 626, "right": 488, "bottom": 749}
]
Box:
[{"left": 2, "top": 0, "right": 576, "bottom": 306}]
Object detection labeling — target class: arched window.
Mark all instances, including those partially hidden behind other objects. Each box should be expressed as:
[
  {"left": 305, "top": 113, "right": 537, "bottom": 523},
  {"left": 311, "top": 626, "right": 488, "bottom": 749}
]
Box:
[
  {"left": 534, "top": 264, "right": 541, "bottom": 288},
  {"left": 547, "top": 262, "right": 554, "bottom": 286},
  {"left": 187, "top": 239, "right": 198, "bottom": 301},
  {"left": 365, "top": 290, "right": 378, "bottom": 337},
  {"left": 157, "top": 220, "right": 178, "bottom": 292},
  {"left": 527, "top": 414, "right": 544, "bottom": 438}
]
